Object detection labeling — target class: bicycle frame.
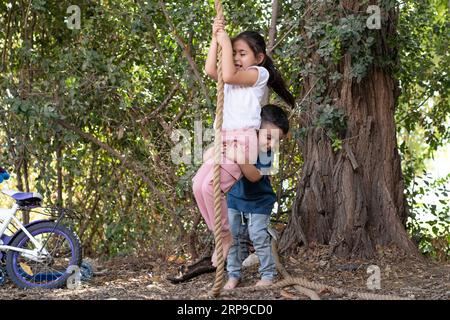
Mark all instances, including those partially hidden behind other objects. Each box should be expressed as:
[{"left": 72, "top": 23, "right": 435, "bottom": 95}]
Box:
[{"left": 0, "top": 203, "right": 50, "bottom": 262}]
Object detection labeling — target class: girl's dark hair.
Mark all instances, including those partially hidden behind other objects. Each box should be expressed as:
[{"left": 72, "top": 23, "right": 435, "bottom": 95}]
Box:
[
  {"left": 232, "top": 31, "right": 296, "bottom": 109},
  {"left": 261, "top": 104, "right": 289, "bottom": 135}
]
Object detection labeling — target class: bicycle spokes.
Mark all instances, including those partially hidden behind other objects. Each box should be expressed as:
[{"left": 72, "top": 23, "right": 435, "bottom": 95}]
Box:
[{"left": 14, "top": 230, "right": 74, "bottom": 285}]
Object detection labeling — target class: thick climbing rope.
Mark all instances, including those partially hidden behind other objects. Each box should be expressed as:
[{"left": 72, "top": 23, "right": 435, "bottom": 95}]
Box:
[
  {"left": 210, "top": 0, "right": 226, "bottom": 297},
  {"left": 271, "top": 239, "right": 320, "bottom": 300},
  {"left": 220, "top": 238, "right": 412, "bottom": 300}
]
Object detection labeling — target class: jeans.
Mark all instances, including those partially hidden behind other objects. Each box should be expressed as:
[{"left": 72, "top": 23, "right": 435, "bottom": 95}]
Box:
[{"left": 227, "top": 208, "right": 277, "bottom": 280}]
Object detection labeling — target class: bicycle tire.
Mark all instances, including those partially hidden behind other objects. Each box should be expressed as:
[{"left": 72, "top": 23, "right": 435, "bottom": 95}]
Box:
[{"left": 5, "top": 221, "right": 82, "bottom": 289}]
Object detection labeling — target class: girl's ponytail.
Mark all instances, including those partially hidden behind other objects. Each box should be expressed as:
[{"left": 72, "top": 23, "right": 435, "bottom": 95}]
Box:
[{"left": 262, "top": 56, "right": 296, "bottom": 109}]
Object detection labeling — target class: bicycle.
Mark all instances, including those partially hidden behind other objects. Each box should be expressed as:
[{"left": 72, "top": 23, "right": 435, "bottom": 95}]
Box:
[{"left": 0, "top": 167, "right": 83, "bottom": 289}]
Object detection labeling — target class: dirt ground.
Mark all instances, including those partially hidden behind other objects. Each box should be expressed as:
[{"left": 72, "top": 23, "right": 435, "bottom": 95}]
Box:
[{"left": 0, "top": 246, "right": 448, "bottom": 300}]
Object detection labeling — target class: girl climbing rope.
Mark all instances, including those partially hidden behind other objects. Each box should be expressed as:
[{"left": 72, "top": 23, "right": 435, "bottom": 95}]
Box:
[{"left": 192, "top": 17, "right": 295, "bottom": 271}]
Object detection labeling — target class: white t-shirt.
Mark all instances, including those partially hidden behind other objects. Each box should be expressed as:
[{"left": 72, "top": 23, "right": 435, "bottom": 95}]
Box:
[{"left": 214, "top": 66, "right": 269, "bottom": 130}]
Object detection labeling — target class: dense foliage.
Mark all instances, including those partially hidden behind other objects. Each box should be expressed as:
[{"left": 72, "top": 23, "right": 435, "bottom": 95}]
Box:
[{"left": 0, "top": 0, "right": 448, "bottom": 259}]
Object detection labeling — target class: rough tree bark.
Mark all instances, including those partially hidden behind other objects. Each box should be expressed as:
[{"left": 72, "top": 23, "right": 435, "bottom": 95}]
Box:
[{"left": 279, "top": 1, "right": 418, "bottom": 258}]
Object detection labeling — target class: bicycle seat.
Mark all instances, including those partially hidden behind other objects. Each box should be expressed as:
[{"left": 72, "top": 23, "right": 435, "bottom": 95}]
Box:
[{"left": 1, "top": 189, "right": 43, "bottom": 207}]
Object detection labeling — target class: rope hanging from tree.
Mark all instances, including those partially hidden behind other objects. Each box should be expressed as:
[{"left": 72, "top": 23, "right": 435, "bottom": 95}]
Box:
[
  {"left": 210, "top": 0, "right": 226, "bottom": 298},
  {"left": 206, "top": 1, "right": 413, "bottom": 300}
]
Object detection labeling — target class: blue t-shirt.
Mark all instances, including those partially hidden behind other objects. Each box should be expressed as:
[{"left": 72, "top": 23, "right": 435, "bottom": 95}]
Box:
[{"left": 227, "top": 151, "right": 276, "bottom": 215}]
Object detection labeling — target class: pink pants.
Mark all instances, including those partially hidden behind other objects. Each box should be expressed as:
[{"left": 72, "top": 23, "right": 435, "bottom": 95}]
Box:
[{"left": 192, "top": 128, "right": 258, "bottom": 233}]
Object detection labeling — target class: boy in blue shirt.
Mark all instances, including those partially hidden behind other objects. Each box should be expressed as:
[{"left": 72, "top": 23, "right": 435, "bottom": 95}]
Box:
[{"left": 223, "top": 104, "right": 289, "bottom": 289}]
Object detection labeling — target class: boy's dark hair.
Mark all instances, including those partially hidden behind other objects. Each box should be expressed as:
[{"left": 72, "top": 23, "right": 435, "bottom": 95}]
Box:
[
  {"left": 232, "top": 31, "right": 296, "bottom": 109},
  {"left": 261, "top": 104, "right": 289, "bottom": 135}
]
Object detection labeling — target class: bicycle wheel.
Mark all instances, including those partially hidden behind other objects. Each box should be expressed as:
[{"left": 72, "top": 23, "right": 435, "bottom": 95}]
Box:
[{"left": 5, "top": 221, "right": 82, "bottom": 289}]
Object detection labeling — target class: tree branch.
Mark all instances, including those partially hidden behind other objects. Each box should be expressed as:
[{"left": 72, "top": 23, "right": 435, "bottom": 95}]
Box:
[
  {"left": 157, "top": 1, "right": 212, "bottom": 107},
  {"left": 54, "top": 119, "right": 173, "bottom": 211},
  {"left": 267, "top": 0, "right": 279, "bottom": 58}
]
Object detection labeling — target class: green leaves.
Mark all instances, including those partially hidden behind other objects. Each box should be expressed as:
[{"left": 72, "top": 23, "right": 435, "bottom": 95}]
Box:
[
  {"left": 0, "top": 0, "right": 448, "bottom": 258},
  {"left": 350, "top": 55, "right": 373, "bottom": 83},
  {"left": 396, "top": 2, "right": 450, "bottom": 259},
  {"left": 31, "top": 0, "right": 47, "bottom": 12},
  {"left": 302, "top": 5, "right": 379, "bottom": 83},
  {"left": 315, "top": 104, "right": 347, "bottom": 132},
  {"left": 406, "top": 172, "right": 450, "bottom": 260},
  {"left": 396, "top": 0, "right": 450, "bottom": 163},
  {"left": 315, "top": 104, "right": 347, "bottom": 151}
]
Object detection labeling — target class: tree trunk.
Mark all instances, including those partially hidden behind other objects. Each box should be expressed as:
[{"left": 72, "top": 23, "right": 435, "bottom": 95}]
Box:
[{"left": 279, "top": 1, "right": 418, "bottom": 258}]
